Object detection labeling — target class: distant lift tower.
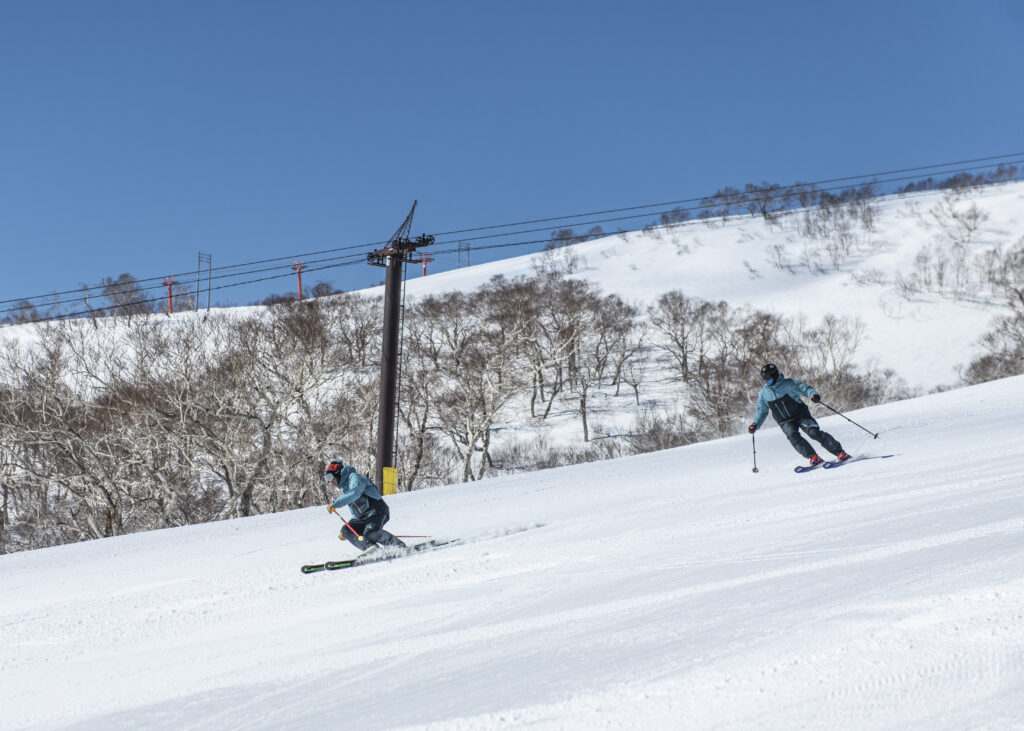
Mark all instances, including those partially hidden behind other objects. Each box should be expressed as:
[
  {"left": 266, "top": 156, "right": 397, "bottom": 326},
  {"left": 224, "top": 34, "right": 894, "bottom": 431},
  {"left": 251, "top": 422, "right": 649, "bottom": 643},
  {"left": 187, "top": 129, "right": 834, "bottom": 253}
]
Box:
[
  {"left": 292, "top": 261, "right": 307, "bottom": 300},
  {"left": 163, "top": 276, "right": 176, "bottom": 315},
  {"left": 367, "top": 201, "right": 434, "bottom": 491},
  {"left": 419, "top": 252, "right": 434, "bottom": 277},
  {"left": 196, "top": 252, "right": 212, "bottom": 313}
]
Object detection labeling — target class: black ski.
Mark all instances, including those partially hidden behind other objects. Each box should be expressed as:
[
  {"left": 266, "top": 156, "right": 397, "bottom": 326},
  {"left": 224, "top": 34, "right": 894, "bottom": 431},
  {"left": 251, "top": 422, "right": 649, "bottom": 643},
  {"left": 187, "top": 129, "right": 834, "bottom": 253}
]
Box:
[
  {"left": 301, "top": 559, "right": 359, "bottom": 573},
  {"left": 301, "top": 539, "right": 454, "bottom": 574}
]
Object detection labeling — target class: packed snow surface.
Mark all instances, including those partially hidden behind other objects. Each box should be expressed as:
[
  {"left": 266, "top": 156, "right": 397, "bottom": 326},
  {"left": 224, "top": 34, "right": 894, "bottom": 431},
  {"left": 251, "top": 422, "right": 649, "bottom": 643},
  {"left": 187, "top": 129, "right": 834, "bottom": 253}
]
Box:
[{"left": 3, "top": 375, "right": 1024, "bottom": 729}]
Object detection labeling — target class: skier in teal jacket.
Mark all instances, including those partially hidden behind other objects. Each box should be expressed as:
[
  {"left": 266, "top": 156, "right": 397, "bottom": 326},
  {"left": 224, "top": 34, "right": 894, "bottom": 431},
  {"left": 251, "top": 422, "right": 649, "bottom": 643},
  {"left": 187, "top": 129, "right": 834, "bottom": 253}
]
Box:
[
  {"left": 325, "top": 458, "right": 405, "bottom": 551},
  {"left": 748, "top": 363, "right": 850, "bottom": 467}
]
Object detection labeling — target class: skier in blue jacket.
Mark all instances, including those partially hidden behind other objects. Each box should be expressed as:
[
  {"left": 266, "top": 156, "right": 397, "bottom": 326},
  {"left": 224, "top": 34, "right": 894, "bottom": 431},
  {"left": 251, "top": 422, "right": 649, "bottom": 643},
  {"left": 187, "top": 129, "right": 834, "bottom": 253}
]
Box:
[
  {"left": 325, "top": 458, "right": 406, "bottom": 552},
  {"left": 748, "top": 363, "right": 850, "bottom": 467}
]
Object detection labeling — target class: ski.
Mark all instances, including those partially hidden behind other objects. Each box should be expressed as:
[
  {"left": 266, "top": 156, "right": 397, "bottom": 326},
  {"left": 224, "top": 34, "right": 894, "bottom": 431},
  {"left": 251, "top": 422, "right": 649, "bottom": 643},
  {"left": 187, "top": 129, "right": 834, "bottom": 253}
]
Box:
[
  {"left": 301, "top": 559, "right": 357, "bottom": 574},
  {"left": 795, "top": 454, "right": 854, "bottom": 473},
  {"left": 794, "top": 462, "right": 824, "bottom": 473},
  {"left": 301, "top": 539, "right": 455, "bottom": 574},
  {"left": 822, "top": 455, "right": 854, "bottom": 469}
]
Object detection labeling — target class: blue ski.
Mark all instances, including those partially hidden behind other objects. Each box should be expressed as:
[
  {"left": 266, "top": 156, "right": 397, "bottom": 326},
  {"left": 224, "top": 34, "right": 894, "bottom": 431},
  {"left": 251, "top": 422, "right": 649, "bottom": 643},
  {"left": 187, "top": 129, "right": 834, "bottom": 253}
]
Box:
[
  {"left": 795, "top": 455, "right": 854, "bottom": 473},
  {"left": 794, "top": 462, "right": 824, "bottom": 473},
  {"left": 822, "top": 455, "right": 854, "bottom": 469}
]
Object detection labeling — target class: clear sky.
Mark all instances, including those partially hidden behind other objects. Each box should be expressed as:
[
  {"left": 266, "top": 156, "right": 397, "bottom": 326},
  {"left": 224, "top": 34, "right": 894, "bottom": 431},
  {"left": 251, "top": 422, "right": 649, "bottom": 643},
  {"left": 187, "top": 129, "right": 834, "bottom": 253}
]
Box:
[{"left": 1, "top": 0, "right": 1023, "bottom": 311}]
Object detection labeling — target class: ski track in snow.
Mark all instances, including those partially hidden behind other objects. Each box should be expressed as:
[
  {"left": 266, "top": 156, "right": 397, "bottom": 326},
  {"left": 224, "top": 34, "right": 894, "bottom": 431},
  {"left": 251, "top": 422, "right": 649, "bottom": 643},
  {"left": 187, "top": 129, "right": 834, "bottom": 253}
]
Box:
[{"left": 2, "top": 376, "right": 1024, "bottom": 729}]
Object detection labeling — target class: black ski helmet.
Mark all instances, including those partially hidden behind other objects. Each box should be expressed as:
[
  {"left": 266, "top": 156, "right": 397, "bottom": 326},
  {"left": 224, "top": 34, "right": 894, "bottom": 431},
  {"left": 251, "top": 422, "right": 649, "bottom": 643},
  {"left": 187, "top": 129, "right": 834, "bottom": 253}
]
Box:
[
  {"left": 760, "top": 363, "right": 779, "bottom": 382},
  {"left": 324, "top": 458, "right": 345, "bottom": 485}
]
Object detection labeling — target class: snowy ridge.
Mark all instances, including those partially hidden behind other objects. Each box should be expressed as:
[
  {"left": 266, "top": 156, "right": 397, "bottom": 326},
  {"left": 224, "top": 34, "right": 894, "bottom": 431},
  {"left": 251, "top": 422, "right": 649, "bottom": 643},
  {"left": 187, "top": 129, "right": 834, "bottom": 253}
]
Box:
[
  {"left": 6, "top": 181, "right": 1022, "bottom": 396},
  {"left": 2, "top": 374, "right": 1024, "bottom": 728},
  {"left": 392, "top": 181, "right": 1024, "bottom": 391}
]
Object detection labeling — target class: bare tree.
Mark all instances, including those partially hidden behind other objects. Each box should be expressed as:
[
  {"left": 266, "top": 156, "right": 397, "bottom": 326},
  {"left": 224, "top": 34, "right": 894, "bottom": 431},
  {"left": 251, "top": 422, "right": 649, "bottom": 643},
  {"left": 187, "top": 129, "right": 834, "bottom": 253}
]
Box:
[
  {"left": 569, "top": 293, "right": 640, "bottom": 441},
  {"left": 648, "top": 290, "right": 700, "bottom": 380},
  {"left": 427, "top": 288, "right": 536, "bottom": 481},
  {"left": 963, "top": 238, "right": 1024, "bottom": 383},
  {"left": 1, "top": 299, "right": 44, "bottom": 325},
  {"left": 744, "top": 181, "right": 783, "bottom": 221},
  {"left": 101, "top": 273, "right": 154, "bottom": 320}
]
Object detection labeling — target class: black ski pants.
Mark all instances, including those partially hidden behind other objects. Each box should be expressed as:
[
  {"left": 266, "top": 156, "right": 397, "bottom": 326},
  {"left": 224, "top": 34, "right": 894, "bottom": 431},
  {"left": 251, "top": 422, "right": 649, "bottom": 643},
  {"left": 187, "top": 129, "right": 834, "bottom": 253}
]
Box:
[
  {"left": 339, "top": 502, "right": 405, "bottom": 550},
  {"left": 778, "top": 414, "right": 842, "bottom": 459}
]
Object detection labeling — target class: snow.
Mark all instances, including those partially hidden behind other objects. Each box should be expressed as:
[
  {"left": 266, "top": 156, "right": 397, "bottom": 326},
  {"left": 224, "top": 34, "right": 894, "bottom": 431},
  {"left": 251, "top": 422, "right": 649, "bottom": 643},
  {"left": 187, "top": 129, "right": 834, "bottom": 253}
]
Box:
[
  {"left": 3, "top": 374, "right": 1024, "bottom": 729},
  {"left": 3, "top": 182, "right": 1024, "bottom": 728},
  {"left": 391, "top": 182, "right": 1024, "bottom": 391}
]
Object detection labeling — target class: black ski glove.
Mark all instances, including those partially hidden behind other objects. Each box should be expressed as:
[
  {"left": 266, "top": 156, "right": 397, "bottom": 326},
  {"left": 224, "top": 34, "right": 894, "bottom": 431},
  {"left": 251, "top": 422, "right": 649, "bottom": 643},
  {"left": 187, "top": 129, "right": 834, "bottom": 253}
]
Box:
[
  {"left": 748, "top": 424, "right": 756, "bottom": 433},
  {"left": 810, "top": 394, "right": 821, "bottom": 403}
]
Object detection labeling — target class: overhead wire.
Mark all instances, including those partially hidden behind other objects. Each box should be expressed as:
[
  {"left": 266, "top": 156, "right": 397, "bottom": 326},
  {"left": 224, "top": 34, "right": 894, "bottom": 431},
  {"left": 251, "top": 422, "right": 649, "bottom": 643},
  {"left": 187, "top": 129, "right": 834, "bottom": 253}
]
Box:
[
  {"left": 3, "top": 151, "right": 1023, "bottom": 321},
  {"left": 429, "top": 151, "right": 1024, "bottom": 237},
  {"left": 22, "top": 257, "right": 370, "bottom": 325},
  {"left": 430, "top": 158, "right": 1024, "bottom": 248},
  {"left": 0, "top": 249, "right": 371, "bottom": 316},
  {"left": 0, "top": 241, "right": 379, "bottom": 309}
]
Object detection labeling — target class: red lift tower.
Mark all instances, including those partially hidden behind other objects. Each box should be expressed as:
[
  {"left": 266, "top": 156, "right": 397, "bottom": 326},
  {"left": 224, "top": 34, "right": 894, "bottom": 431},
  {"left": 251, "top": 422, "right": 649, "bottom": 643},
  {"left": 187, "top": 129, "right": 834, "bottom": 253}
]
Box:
[
  {"left": 292, "top": 261, "right": 307, "bottom": 300},
  {"left": 163, "top": 276, "right": 176, "bottom": 315}
]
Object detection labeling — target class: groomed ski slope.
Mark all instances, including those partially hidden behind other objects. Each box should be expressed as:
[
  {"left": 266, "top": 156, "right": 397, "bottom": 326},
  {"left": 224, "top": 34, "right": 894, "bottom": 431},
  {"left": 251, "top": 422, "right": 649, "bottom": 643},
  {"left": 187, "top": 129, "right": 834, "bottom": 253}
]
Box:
[{"left": 2, "top": 376, "right": 1024, "bottom": 730}]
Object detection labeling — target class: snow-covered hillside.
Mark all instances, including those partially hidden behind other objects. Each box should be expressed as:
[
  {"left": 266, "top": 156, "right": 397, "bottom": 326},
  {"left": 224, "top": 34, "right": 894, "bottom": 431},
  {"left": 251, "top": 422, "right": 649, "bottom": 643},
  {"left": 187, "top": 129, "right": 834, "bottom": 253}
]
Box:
[
  {"left": 4, "top": 183, "right": 1022, "bottom": 394},
  {"left": 3, "top": 374, "right": 1024, "bottom": 729},
  {"left": 394, "top": 181, "right": 1024, "bottom": 392}
]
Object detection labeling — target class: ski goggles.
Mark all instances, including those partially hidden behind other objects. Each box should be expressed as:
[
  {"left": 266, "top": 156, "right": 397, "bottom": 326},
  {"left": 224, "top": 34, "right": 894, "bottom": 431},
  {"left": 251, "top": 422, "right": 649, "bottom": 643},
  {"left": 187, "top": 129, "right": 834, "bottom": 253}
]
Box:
[{"left": 324, "top": 472, "right": 339, "bottom": 484}]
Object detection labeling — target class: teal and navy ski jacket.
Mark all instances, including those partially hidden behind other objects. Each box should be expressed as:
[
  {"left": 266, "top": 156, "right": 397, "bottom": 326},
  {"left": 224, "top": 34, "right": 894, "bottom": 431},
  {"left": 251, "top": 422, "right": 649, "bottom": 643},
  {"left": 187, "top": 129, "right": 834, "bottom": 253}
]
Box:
[
  {"left": 330, "top": 466, "right": 385, "bottom": 519},
  {"left": 751, "top": 373, "right": 819, "bottom": 429}
]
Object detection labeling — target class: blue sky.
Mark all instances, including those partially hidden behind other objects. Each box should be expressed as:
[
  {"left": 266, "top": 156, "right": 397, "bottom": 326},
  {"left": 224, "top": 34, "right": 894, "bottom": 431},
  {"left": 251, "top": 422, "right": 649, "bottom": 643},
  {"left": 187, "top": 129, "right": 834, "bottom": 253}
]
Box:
[{"left": 1, "top": 0, "right": 1022, "bottom": 311}]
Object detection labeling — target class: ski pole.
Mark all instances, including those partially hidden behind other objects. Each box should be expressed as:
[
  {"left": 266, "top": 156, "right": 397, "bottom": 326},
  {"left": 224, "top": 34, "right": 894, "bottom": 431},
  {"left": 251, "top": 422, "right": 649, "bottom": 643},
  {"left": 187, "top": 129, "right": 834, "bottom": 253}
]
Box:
[
  {"left": 751, "top": 432, "right": 759, "bottom": 473},
  {"left": 334, "top": 511, "right": 365, "bottom": 542},
  {"left": 819, "top": 400, "right": 879, "bottom": 439}
]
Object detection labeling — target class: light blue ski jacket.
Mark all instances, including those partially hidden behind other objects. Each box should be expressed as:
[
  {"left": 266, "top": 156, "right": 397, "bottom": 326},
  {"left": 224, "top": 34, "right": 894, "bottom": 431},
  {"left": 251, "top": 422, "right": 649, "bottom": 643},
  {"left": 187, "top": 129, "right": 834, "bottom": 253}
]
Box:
[
  {"left": 752, "top": 373, "right": 819, "bottom": 429},
  {"left": 330, "top": 466, "right": 384, "bottom": 519}
]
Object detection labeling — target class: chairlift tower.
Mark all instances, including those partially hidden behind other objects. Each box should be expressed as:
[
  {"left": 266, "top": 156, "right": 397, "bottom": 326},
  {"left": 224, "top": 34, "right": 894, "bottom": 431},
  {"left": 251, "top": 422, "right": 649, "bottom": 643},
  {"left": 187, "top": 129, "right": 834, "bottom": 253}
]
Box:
[
  {"left": 292, "top": 261, "right": 307, "bottom": 300},
  {"left": 367, "top": 201, "right": 434, "bottom": 490},
  {"left": 163, "top": 276, "right": 176, "bottom": 315}
]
